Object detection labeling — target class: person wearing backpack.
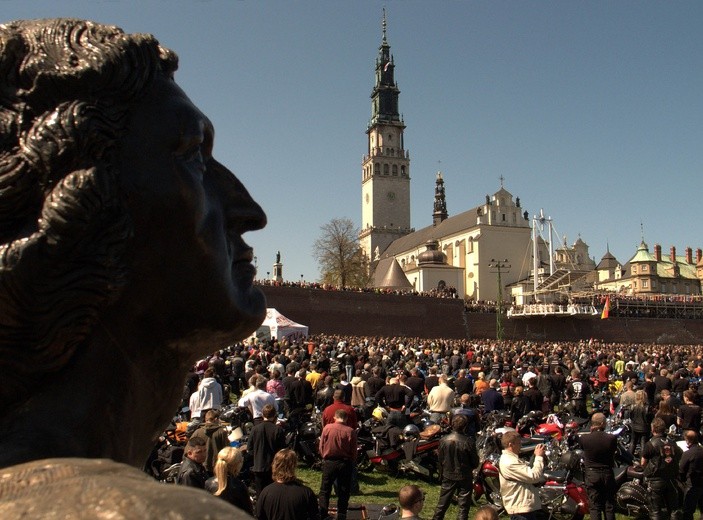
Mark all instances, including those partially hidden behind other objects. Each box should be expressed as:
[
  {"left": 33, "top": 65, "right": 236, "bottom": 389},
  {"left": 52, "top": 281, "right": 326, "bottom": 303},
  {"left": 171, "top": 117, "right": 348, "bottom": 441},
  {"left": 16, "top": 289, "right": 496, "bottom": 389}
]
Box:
[{"left": 641, "top": 417, "right": 684, "bottom": 520}]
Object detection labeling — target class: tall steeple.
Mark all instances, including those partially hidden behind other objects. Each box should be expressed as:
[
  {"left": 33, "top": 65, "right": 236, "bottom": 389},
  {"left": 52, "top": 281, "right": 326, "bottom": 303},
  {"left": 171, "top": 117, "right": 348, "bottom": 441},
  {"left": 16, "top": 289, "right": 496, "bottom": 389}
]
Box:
[
  {"left": 433, "top": 172, "right": 448, "bottom": 226},
  {"left": 370, "top": 9, "right": 402, "bottom": 126},
  {"left": 360, "top": 9, "right": 412, "bottom": 266}
]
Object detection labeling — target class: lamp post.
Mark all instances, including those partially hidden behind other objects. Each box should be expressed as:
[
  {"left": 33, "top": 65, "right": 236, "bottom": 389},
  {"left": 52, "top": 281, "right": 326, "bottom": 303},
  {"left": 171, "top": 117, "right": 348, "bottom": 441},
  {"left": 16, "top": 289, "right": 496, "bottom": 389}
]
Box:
[
  {"left": 300, "top": 274, "right": 304, "bottom": 286},
  {"left": 488, "top": 258, "right": 511, "bottom": 340}
]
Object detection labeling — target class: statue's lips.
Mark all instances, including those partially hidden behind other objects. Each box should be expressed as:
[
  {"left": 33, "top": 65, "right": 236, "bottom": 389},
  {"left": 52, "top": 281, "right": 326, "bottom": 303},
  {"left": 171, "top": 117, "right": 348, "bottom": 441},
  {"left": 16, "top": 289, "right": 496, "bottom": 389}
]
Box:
[{"left": 231, "top": 245, "right": 257, "bottom": 280}]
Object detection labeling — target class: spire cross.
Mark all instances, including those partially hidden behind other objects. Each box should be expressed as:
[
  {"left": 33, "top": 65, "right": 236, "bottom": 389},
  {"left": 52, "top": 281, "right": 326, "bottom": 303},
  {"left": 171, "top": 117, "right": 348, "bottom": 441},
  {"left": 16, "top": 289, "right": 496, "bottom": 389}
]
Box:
[
  {"left": 640, "top": 220, "right": 644, "bottom": 242},
  {"left": 499, "top": 175, "right": 505, "bottom": 188}
]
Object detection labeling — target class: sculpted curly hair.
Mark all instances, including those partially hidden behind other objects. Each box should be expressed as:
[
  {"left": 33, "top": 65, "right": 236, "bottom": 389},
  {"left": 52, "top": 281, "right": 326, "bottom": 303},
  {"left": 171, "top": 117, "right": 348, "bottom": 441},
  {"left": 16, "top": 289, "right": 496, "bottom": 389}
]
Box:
[{"left": 0, "top": 19, "right": 177, "bottom": 408}]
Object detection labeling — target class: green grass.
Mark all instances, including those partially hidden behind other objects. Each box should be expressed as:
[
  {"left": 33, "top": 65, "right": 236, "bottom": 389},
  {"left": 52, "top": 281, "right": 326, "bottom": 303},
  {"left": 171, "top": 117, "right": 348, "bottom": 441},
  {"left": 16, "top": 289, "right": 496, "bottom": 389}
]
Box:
[
  {"left": 297, "top": 464, "right": 452, "bottom": 517},
  {"left": 296, "top": 464, "right": 633, "bottom": 519}
]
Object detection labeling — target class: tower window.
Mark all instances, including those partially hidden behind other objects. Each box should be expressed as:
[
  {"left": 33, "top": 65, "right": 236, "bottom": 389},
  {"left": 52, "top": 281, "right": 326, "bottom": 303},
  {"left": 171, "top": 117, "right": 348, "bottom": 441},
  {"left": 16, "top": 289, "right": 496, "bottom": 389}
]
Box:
[
  {"left": 392, "top": 165, "right": 397, "bottom": 176},
  {"left": 384, "top": 164, "right": 389, "bottom": 175},
  {"left": 401, "top": 166, "right": 406, "bottom": 176},
  {"left": 388, "top": 134, "right": 393, "bottom": 141},
  {"left": 374, "top": 163, "right": 380, "bottom": 175}
]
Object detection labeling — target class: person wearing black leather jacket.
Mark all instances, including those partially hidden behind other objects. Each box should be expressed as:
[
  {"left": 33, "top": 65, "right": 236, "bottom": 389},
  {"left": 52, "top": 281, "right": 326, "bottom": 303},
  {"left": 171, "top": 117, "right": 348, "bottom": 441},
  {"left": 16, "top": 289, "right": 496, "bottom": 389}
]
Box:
[{"left": 430, "top": 414, "right": 479, "bottom": 520}]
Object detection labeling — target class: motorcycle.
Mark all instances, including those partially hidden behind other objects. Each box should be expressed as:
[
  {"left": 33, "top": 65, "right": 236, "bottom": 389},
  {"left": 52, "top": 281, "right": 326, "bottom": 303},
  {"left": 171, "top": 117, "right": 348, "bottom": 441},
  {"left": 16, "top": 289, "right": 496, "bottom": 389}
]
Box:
[
  {"left": 472, "top": 451, "right": 504, "bottom": 511},
  {"left": 535, "top": 411, "right": 590, "bottom": 441},
  {"left": 539, "top": 464, "right": 589, "bottom": 520},
  {"left": 355, "top": 418, "right": 378, "bottom": 472},
  {"left": 474, "top": 443, "right": 588, "bottom": 520},
  {"left": 367, "top": 423, "right": 442, "bottom": 481},
  {"left": 615, "top": 465, "right": 649, "bottom": 519},
  {"left": 143, "top": 408, "right": 189, "bottom": 482},
  {"left": 280, "top": 410, "right": 322, "bottom": 469}
]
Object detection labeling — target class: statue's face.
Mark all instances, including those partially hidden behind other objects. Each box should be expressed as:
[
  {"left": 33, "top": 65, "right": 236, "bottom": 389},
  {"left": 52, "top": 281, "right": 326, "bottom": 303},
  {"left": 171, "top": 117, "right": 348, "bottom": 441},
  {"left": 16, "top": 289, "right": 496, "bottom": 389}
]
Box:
[{"left": 117, "top": 76, "right": 266, "bottom": 347}]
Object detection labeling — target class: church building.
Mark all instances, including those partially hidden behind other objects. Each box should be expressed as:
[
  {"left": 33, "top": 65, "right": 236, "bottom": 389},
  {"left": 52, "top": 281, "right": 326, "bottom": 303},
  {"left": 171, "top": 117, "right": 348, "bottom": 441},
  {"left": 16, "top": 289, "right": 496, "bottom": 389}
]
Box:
[{"left": 361, "top": 13, "right": 536, "bottom": 302}]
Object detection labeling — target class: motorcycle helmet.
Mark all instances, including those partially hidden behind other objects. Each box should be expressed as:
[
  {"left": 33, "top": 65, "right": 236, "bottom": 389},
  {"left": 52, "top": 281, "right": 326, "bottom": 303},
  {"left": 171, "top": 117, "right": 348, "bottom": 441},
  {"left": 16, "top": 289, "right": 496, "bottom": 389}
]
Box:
[
  {"left": 372, "top": 406, "right": 388, "bottom": 422},
  {"left": 402, "top": 424, "right": 420, "bottom": 439},
  {"left": 419, "top": 417, "right": 437, "bottom": 430},
  {"left": 559, "top": 451, "right": 581, "bottom": 473}
]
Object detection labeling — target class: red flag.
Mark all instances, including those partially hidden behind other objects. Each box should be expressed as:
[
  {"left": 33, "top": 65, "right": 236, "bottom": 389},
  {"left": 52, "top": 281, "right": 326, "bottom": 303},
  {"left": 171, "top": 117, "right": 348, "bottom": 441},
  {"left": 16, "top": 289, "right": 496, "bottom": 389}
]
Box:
[
  {"left": 601, "top": 296, "right": 610, "bottom": 320},
  {"left": 609, "top": 398, "right": 615, "bottom": 415}
]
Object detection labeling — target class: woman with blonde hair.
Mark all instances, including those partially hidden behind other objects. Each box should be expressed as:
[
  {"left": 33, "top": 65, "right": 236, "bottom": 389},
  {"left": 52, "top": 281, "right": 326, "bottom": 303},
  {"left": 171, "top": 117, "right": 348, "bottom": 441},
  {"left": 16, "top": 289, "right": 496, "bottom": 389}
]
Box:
[{"left": 204, "top": 447, "right": 252, "bottom": 515}]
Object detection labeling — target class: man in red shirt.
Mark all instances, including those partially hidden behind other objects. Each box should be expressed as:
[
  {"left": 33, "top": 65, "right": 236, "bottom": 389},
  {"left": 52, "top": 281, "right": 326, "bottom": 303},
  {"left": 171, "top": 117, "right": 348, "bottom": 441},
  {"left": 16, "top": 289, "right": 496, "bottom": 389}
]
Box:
[
  {"left": 318, "top": 409, "right": 357, "bottom": 520},
  {"left": 321, "top": 389, "right": 358, "bottom": 429},
  {"left": 596, "top": 359, "right": 610, "bottom": 388}
]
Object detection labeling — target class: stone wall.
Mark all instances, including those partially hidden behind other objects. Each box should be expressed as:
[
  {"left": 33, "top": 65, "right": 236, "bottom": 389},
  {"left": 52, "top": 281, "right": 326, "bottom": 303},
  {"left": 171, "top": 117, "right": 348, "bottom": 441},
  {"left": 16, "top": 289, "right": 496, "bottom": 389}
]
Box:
[
  {"left": 260, "top": 286, "right": 703, "bottom": 344},
  {"left": 260, "top": 286, "right": 468, "bottom": 339}
]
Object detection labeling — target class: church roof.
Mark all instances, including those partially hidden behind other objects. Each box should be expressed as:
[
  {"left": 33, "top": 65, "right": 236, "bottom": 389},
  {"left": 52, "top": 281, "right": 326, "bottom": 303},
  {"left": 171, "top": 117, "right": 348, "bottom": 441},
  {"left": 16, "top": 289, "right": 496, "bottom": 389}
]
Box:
[
  {"left": 380, "top": 204, "right": 483, "bottom": 258},
  {"left": 369, "top": 257, "right": 414, "bottom": 289},
  {"left": 596, "top": 250, "right": 619, "bottom": 270}
]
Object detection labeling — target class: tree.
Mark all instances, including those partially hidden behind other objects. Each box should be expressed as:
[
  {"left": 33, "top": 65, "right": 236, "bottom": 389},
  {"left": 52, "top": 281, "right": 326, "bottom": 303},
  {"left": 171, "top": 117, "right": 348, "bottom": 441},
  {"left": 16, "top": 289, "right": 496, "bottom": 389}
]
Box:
[{"left": 312, "top": 218, "right": 370, "bottom": 288}]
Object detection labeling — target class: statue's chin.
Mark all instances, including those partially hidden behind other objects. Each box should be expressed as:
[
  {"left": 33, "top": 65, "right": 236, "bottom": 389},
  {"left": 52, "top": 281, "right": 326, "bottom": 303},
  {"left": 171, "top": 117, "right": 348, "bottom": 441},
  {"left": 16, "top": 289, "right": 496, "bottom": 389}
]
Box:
[
  {"left": 235, "top": 285, "right": 267, "bottom": 336},
  {"left": 176, "top": 286, "right": 267, "bottom": 355}
]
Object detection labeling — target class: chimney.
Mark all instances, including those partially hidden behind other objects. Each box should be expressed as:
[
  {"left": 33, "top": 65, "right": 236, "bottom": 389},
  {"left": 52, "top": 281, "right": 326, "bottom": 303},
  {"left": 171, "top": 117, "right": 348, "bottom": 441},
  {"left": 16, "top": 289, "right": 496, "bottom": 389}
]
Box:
[
  {"left": 697, "top": 249, "right": 702, "bottom": 264},
  {"left": 670, "top": 246, "right": 677, "bottom": 263},
  {"left": 654, "top": 244, "right": 662, "bottom": 262},
  {"left": 686, "top": 247, "right": 693, "bottom": 264}
]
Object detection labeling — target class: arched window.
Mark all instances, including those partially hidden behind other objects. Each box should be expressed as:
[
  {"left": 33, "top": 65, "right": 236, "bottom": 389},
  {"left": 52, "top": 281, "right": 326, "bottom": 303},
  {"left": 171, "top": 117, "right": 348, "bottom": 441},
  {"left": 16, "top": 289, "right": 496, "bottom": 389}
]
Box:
[
  {"left": 384, "top": 164, "right": 389, "bottom": 175},
  {"left": 374, "top": 163, "right": 380, "bottom": 175},
  {"left": 401, "top": 165, "right": 406, "bottom": 176},
  {"left": 392, "top": 165, "right": 398, "bottom": 176}
]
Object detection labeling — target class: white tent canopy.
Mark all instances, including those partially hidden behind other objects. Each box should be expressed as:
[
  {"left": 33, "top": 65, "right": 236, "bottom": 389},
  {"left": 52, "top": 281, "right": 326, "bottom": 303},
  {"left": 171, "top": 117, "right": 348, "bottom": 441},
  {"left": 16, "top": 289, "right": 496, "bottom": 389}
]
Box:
[{"left": 252, "top": 308, "right": 308, "bottom": 342}]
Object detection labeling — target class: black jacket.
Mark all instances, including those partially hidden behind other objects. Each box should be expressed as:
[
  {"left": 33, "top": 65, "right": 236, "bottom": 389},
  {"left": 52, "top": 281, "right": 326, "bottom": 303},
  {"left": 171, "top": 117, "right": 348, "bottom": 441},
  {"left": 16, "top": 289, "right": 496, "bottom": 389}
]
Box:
[
  {"left": 176, "top": 456, "right": 209, "bottom": 489},
  {"left": 437, "top": 431, "right": 479, "bottom": 481},
  {"left": 205, "top": 475, "right": 253, "bottom": 515},
  {"left": 248, "top": 420, "right": 286, "bottom": 472},
  {"left": 679, "top": 443, "right": 703, "bottom": 486}
]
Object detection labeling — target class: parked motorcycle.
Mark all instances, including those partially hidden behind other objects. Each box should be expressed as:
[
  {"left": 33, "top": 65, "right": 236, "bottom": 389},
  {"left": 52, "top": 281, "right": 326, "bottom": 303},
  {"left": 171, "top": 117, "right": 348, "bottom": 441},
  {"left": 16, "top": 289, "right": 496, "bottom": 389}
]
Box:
[
  {"left": 280, "top": 410, "right": 322, "bottom": 469},
  {"left": 615, "top": 465, "right": 649, "bottom": 519},
  {"left": 539, "top": 452, "right": 589, "bottom": 520},
  {"left": 368, "top": 423, "right": 441, "bottom": 481},
  {"left": 474, "top": 442, "right": 588, "bottom": 520}
]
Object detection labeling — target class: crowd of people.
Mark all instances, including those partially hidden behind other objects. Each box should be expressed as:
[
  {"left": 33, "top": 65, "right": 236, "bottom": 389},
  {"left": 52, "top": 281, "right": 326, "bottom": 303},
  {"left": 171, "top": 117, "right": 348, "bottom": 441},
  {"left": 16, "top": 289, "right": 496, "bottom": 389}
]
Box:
[
  {"left": 255, "top": 278, "right": 461, "bottom": 299},
  {"left": 173, "top": 333, "right": 703, "bottom": 519}
]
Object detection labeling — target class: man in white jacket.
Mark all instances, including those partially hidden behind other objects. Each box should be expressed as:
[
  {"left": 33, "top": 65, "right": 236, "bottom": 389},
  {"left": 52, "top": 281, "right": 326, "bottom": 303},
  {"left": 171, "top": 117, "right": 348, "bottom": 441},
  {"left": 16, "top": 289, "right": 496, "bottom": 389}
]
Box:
[
  {"left": 197, "top": 368, "right": 223, "bottom": 419},
  {"left": 498, "top": 431, "right": 545, "bottom": 520}
]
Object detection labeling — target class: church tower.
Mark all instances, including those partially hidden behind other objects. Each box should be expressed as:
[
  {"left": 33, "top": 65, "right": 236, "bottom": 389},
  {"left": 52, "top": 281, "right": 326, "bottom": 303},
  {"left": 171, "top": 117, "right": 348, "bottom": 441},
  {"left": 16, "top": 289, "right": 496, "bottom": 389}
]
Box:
[
  {"left": 359, "top": 10, "right": 411, "bottom": 265},
  {"left": 432, "top": 172, "right": 448, "bottom": 226}
]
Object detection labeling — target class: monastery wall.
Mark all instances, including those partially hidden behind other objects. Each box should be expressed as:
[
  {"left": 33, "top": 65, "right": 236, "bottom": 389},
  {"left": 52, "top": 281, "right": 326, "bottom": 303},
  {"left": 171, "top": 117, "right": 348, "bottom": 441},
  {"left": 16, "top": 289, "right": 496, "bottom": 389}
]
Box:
[{"left": 260, "top": 286, "right": 703, "bottom": 345}]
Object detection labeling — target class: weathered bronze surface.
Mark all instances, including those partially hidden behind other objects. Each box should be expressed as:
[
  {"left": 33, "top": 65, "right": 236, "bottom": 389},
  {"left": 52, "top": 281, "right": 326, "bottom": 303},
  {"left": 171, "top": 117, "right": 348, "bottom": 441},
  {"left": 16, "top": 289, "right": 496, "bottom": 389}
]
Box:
[{"left": 0, "top": 18, "right": 265, "bottom": 518}]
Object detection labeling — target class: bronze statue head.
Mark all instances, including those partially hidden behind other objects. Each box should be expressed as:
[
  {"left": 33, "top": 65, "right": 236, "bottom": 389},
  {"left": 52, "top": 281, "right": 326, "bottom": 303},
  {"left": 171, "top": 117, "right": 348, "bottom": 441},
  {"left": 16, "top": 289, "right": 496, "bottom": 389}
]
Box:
[{"left": 0, "top": 19, "right": 266, "bottom": 467}]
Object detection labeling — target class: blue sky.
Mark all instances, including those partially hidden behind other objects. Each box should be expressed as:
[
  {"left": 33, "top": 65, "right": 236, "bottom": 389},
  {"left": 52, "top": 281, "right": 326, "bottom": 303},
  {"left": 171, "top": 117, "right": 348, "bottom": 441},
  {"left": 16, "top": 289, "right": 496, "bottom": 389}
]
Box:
[{"left": 3, "top": 1, "right": 702, "bottom": 282}]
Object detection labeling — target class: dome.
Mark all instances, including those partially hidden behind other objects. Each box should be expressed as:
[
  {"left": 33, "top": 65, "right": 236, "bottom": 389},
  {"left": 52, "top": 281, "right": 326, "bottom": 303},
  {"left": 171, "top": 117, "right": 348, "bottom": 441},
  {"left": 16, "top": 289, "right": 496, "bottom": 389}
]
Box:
[{"left": 418, "top": 240, "right": 446, "bottom": 265}]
